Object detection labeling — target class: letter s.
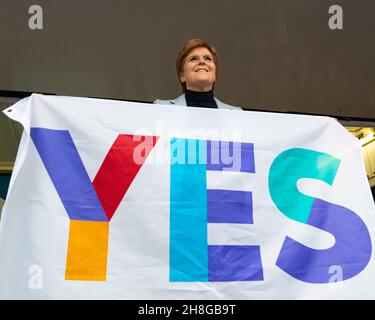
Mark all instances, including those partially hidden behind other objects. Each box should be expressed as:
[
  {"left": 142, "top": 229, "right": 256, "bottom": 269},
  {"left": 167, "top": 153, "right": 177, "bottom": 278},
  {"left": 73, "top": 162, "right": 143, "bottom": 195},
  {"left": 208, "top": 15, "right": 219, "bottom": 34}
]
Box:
[{"left": 269, "top": 148, "right": 372, "bottom": 283}]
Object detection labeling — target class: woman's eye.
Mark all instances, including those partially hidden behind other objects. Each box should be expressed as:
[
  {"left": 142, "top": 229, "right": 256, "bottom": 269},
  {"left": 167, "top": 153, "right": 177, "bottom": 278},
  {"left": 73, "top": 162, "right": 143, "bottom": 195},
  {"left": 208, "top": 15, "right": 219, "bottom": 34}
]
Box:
[
  {"left": 190, "top": 57, "right": 196, "bottom": 61},
  {"left": 205, "top": 56, "right": 212, "bottom": 61}
]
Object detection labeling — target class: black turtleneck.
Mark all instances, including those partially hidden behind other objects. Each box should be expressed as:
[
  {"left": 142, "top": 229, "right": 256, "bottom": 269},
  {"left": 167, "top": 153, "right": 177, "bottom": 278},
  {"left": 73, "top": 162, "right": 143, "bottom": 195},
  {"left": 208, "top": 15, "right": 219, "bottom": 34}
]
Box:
[{"left": 185, "top": 89, "right": 218, "bottom": 109}]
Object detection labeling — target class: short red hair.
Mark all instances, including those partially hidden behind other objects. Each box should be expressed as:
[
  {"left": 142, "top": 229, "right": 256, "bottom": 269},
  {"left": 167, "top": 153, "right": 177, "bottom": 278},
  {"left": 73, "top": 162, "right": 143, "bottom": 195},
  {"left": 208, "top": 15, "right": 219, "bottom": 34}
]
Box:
[{"left": 176, "top": 39, "right": 219, "bottom": 92}]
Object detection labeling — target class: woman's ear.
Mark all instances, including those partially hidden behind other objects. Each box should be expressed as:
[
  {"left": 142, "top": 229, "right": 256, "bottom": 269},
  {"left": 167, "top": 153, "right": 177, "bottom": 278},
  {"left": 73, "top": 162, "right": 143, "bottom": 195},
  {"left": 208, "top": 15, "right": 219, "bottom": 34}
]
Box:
[{"left": 179, "top": 73, "right": 185, "bottom": 83}]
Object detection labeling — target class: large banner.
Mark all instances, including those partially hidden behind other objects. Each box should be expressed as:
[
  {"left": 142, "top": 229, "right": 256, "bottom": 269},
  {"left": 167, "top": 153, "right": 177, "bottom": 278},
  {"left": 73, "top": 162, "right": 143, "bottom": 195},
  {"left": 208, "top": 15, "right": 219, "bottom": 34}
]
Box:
[{"left": 0, "top": 94, "right": 374, "bottom": 299}]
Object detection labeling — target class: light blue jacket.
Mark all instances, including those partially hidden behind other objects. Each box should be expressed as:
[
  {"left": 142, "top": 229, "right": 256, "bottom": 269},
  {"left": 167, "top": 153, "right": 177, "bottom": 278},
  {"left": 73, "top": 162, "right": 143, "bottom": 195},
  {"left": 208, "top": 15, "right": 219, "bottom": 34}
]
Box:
[{"left": 153, "top": 94, "right": 242, "bottom": 111}]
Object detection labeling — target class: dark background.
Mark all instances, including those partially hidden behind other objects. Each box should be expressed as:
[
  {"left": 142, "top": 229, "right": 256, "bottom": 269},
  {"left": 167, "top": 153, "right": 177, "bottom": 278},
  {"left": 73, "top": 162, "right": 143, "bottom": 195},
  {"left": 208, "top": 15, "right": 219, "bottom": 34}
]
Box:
[{"left": 0, "top": 0, "right": 374, "bottom": 118}]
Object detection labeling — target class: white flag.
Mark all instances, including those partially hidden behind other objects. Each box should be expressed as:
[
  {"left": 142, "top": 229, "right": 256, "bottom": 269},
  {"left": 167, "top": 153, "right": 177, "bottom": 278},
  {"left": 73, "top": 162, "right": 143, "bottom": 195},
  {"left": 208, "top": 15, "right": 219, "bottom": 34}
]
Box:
[{"left": 0, "top": 94, "right": 374, "bottom": 299}]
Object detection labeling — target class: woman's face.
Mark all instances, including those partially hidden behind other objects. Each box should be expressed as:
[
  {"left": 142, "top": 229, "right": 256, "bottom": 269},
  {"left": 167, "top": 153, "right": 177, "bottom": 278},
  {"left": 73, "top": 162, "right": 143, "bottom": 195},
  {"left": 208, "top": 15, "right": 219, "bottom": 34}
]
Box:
[{"left": 180, "top": 47, "right": 216, "bottom": 92}]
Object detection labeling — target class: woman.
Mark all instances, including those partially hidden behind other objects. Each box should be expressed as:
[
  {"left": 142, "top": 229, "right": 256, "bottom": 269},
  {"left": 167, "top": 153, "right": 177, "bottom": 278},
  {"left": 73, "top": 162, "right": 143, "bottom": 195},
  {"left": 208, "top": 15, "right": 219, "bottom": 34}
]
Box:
[{"left": 154, "top": 39, "right": 242, "bottom": 110}]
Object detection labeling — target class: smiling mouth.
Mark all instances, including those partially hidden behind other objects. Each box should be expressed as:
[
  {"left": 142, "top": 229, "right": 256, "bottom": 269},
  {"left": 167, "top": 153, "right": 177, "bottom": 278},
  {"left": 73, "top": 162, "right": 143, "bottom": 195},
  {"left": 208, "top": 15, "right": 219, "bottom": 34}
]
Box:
[{"left": 196, "top": 69, "right": 208, "bottom": 72}]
